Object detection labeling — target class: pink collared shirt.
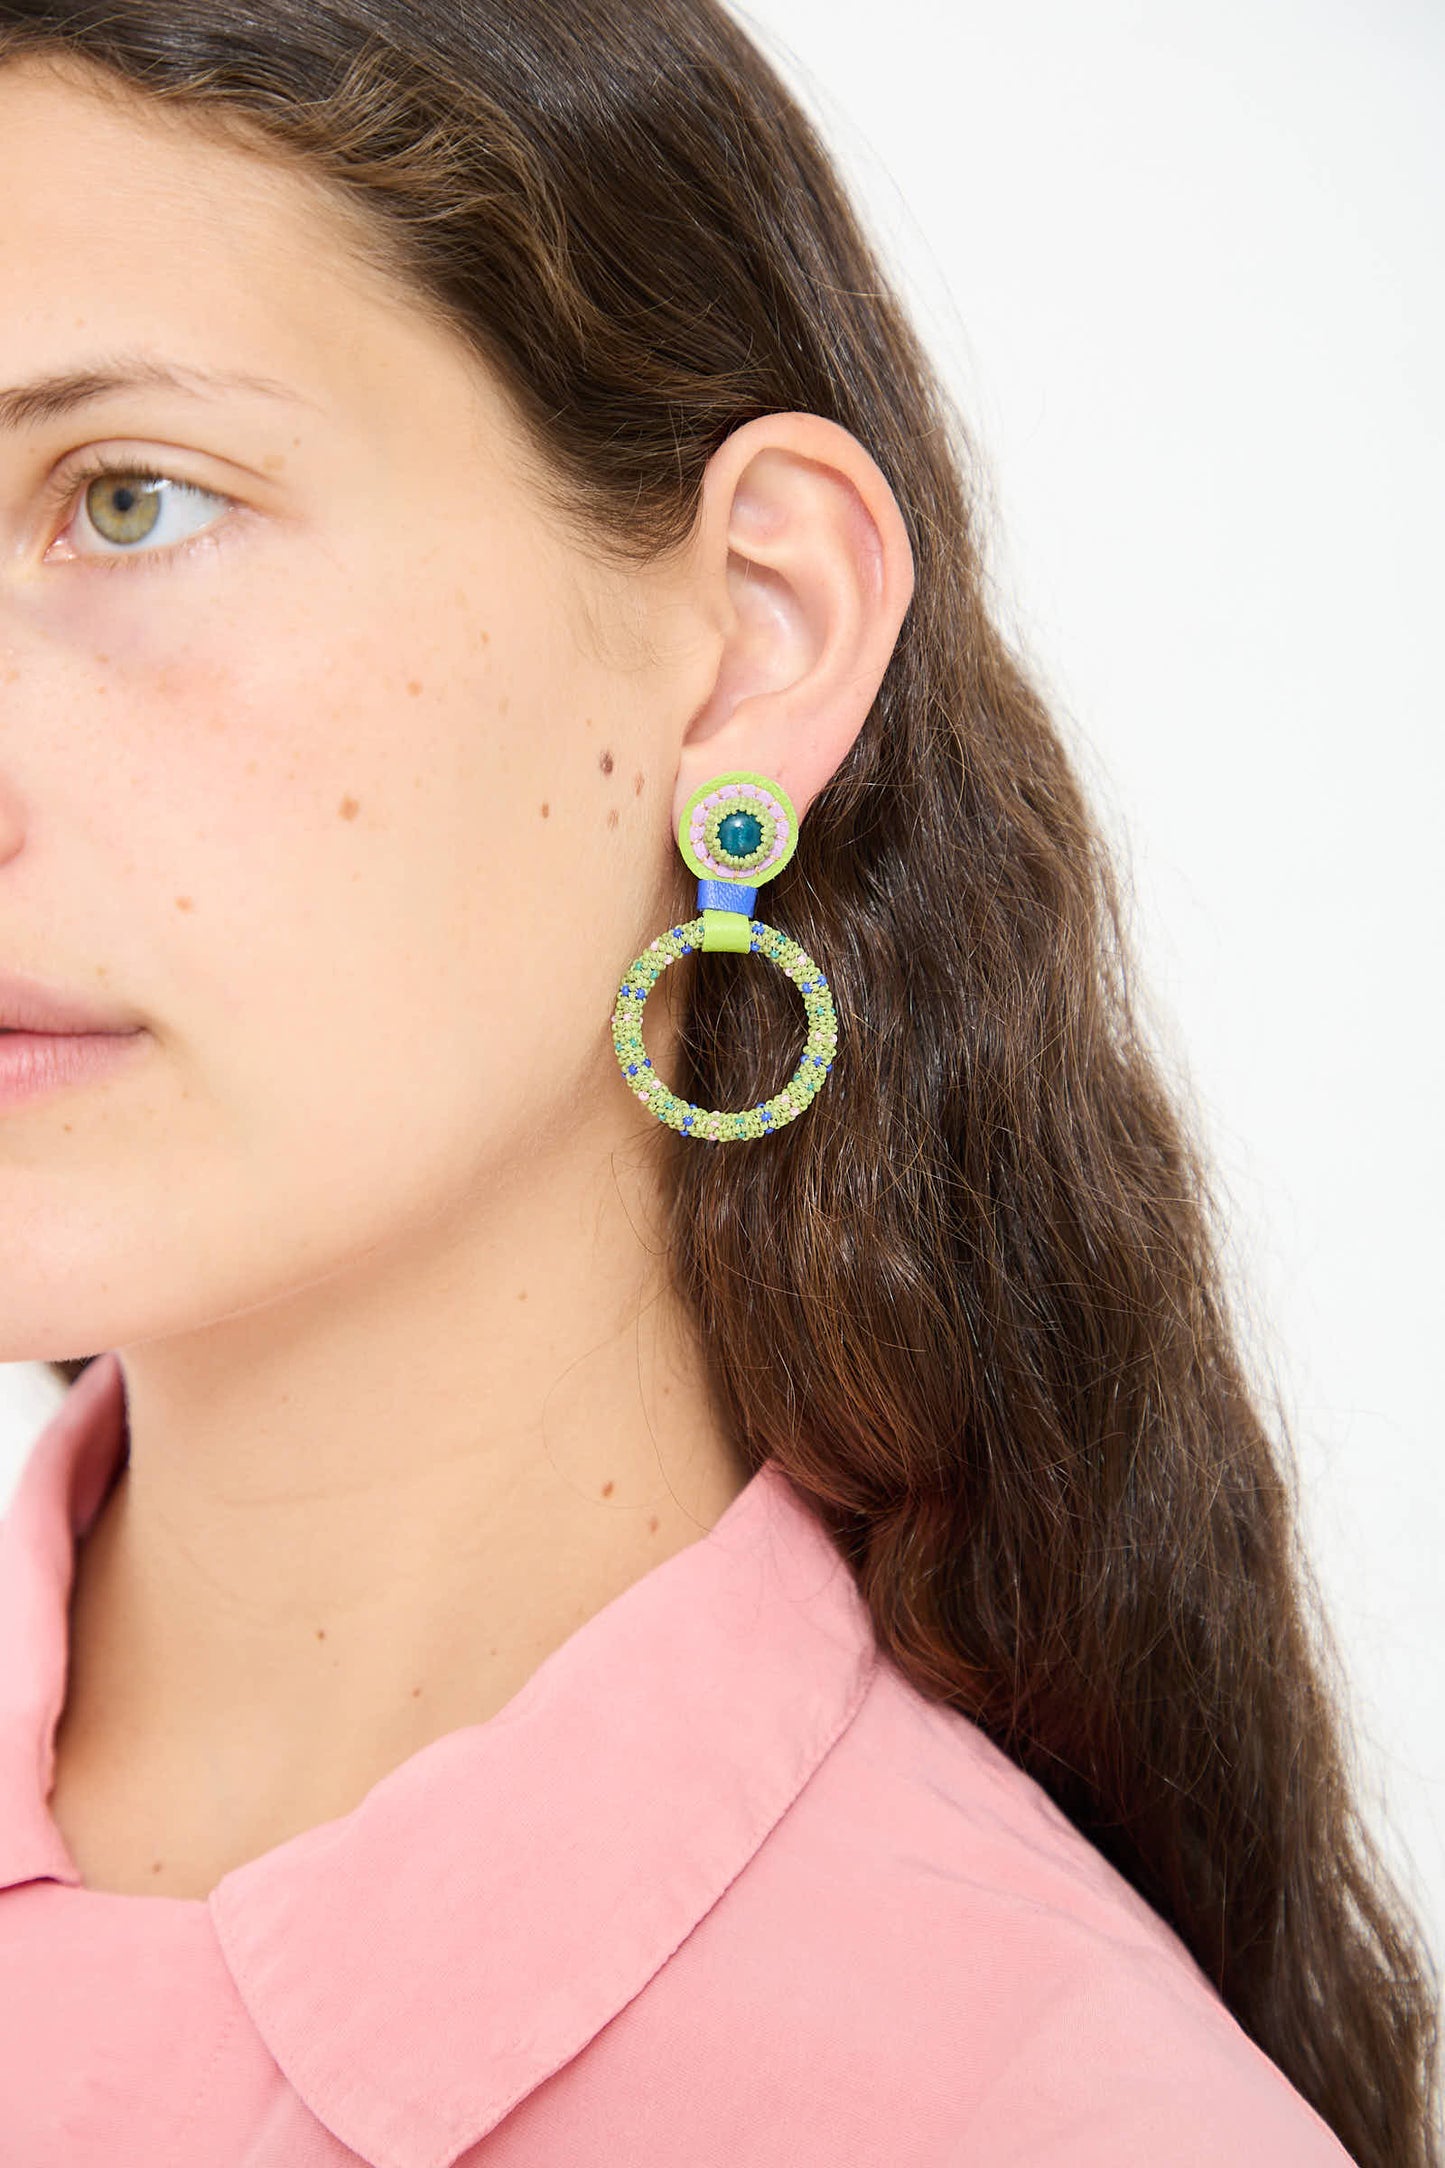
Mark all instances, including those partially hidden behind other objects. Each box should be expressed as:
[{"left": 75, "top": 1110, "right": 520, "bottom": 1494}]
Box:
[{"left": 0, "top": 1351, "right": 1353, "bottom": 2167}]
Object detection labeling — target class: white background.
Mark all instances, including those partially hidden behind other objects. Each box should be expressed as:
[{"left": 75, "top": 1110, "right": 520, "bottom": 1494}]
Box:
[{"left": 2, "top": 0, "right": 1441, "bottom": 1971}]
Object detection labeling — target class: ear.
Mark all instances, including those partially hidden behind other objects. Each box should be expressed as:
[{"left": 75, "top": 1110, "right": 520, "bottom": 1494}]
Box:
[{"left": 673, "top": 412, "right": 914, "bottom": 838}]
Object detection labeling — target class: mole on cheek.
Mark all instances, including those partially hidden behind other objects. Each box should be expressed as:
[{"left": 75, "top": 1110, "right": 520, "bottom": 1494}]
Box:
[
  {"left": 540, "top": 801, "right": 550, "bottom": 818},
  {"left": 599, "top": 748, "right": 614, "bottom": 775},
  {"left": 338, "top": 796, "right": 361, "bottom": 821}
]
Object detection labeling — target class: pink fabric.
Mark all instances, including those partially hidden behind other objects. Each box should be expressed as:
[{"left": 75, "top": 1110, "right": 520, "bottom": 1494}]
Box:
[{"left": 0, "top": 1351, "right": 1355, "bottom": 2167}]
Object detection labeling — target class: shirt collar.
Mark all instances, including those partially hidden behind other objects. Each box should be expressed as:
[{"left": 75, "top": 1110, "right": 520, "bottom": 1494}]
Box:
[{"left": 0, "top": 1351, "right": 879, "bottom": 2168}]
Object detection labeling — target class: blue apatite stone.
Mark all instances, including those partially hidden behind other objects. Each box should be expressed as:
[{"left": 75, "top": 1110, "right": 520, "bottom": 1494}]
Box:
[{"left": 718, "top": 810, "right": 763, "bottom": 858}]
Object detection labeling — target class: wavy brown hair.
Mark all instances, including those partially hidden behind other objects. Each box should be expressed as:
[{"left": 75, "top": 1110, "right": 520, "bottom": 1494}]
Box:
[{"left": 13, "top": 2, "right": 1438, "bottom": 2158}]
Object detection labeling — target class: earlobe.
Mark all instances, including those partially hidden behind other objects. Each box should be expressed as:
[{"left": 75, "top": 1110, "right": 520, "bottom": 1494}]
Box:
[{"left": 675, "top": 412, "right": 914, "bottom": 833}]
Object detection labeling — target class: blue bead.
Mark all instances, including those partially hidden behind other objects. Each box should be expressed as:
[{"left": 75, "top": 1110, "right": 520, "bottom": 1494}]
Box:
[
  {"left": 718, "top": 810, "right": 762, "bottom": 857},
  {"left": 813, "top": 1055, "right": 823, "bottom": 1065},
  {"left": 643, "top": 1058, "right": 652, "bottom": 1067},
  {"left": 682, "top": 943, "right": 692, "bottom": 953},
  {"left": 627, "top": 1065, "right": 638, "bottom": 1075}
]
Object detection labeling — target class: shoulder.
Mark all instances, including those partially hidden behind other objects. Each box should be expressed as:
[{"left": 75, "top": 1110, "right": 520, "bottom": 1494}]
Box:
[{"left": 671, "top": 1657, "right": 1355, "bottom": 2163}]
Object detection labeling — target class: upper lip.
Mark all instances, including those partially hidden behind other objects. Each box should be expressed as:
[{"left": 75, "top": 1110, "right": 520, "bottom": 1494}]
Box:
[{"left": 0, "top": 968, "right": 140, "bottom": 1035}]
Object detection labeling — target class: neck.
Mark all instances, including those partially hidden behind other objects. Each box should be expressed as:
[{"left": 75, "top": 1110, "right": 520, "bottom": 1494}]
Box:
[{"left": 49, "top": 1118, "right": 749, "bottom": 1893}]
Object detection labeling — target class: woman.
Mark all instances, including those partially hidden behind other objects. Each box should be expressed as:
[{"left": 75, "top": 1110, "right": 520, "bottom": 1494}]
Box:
[{"left": 0, "top": 3, "right": 1436, "bottom": 2163}]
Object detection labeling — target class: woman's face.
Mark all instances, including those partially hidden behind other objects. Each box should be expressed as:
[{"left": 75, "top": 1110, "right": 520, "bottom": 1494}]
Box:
[{"left": 0, "top": 59, "right": 698, "bottom": 1356}]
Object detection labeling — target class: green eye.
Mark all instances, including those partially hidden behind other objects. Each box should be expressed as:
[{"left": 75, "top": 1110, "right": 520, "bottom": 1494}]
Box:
[
  {"left": 42, "top": 455, "right": 235, "bottom": 571},
  {"left": 80, "top": 467, "right": 226, "bottom": 557}
]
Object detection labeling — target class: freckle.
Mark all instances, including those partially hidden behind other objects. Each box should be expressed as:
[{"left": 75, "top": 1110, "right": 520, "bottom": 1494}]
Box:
[
  {"left": 607, "top": 807, "right": 619, "bottom": 828},
  {"left": 518, "top": 1287, "right": 528, "bottom": 1299},
  {"left": 498, "top": 694, "right": 510, "bottom": 716},
  {"left": 316, "top": 1628, "right": 326, "bottom": 1640},
  {"left": 151, "top": 1860, "right": 164, "bottom": 1875},
  {"left": 648, "top": 1515, "right": 660, "bottom": 1535},
  {"left": 174, "top": 896, "right": 194, "bottom": 912},
  {"left": 245, "top": 760, "right": 258, "bottom": 776},
  {"left": 539, "top": 802, "right": 550, "bottom": 818},
  {"left": 406, "top": 679, "right": 423, "bottom": 698},
  {"left": 601, "top": 1479, "right": 614, "bottom": 1498},
  {"left": 599, "top": 748, "right": 614, "bottom": 775},
  {"left": 479, "top": 628, "right": 490, "bottom": 646},
  {"left": 338, "top": 796, "right": 361, "bottom": 821},
  {"left": 633, "top": 771, "right": 645, "bottom": 795},
  {"left": 411, "top": 1685, "right": 422, "bottom": 1697}
]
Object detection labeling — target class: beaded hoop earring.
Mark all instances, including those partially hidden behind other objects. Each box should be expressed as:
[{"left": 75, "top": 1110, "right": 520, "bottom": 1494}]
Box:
[{"left": 610, "top": 769, "right": 838, "bottom": 1141}]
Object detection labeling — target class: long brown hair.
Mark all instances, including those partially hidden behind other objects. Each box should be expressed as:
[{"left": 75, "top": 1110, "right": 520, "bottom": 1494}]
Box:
[{"left": 10, "top": 4, "right": 1438, "bottom": 2157}]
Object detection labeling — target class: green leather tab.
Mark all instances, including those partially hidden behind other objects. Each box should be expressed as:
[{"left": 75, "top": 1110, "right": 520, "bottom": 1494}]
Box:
[{"left": 701, "top": 907, "right": 753, "bottom": 953}]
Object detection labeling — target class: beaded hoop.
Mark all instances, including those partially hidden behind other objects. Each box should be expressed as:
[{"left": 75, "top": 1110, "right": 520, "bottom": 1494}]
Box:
[
  {"left": 611, "top": 915, "right": 838, "bottom": 1140},
  {"left": 611, "top": 769, "right": 838, "bottom": 1141}
]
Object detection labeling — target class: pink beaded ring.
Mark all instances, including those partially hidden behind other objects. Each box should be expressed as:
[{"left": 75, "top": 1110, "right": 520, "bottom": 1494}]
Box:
[{"left": 611, "top": 770, "right": 838, "bottom": 1142}]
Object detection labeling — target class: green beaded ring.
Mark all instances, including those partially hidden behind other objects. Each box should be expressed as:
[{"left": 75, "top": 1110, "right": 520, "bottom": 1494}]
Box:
[{"left": 611, "top": 916, "right": 838, "bottom": 1141}]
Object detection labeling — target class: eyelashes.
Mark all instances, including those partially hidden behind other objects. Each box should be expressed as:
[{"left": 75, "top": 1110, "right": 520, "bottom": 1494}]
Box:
[{"left": 38, "top": 454, "right": 237, "bottom": 575}]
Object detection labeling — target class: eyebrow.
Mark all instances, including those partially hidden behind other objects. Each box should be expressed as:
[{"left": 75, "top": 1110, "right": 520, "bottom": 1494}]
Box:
[{"left": 0, "top": 353, "right": 315, "bottom": 433}]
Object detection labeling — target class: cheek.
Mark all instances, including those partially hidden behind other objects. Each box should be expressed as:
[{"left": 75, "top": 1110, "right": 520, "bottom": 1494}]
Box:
[{"left": 104, "top": 573, "right": 648, "bottom": 1157}]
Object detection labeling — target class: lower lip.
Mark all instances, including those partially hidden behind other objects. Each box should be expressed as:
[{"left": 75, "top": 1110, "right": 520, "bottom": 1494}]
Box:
[{"left": 0, "top": 1029, "right": 147, "bottom": 1106}]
